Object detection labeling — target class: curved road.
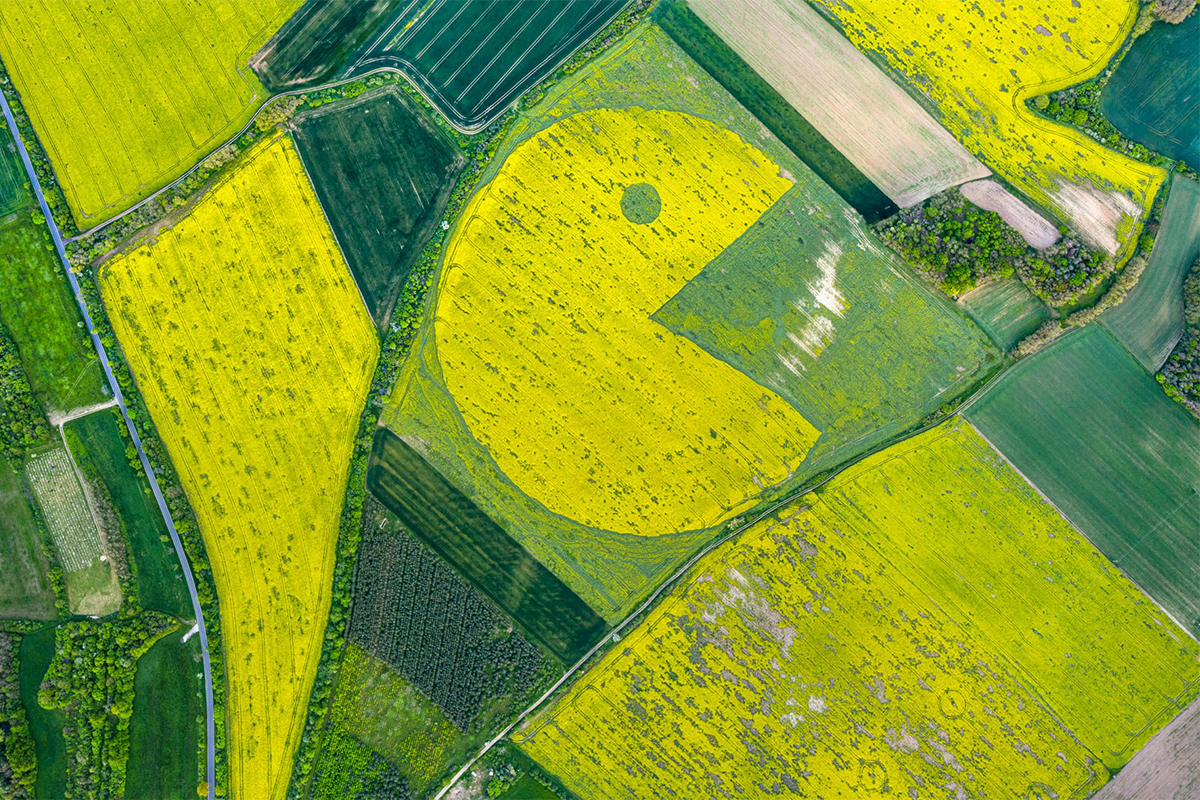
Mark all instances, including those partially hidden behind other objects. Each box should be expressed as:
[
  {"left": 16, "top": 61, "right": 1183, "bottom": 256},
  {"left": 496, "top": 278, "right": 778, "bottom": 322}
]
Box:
[{"left": 0, "top": 92, "right": 216, "bottom": 800}]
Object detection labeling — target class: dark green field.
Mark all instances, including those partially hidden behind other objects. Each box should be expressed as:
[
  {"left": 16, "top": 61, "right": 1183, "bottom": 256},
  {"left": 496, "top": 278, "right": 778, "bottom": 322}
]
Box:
[
  {"left": 0, "top": 465, "right": 55, "bottom": 620},
  {"left": 966, "top": 325, "right": 1200, "bottom": 638},
  {"left": 960, "top": 277, "right": 1052, "bottom": 351},
  {"left": 0, "top": 215, "right": 105, "bottom": 414},
  {"left": 125, "top": 635, "right": 203, "bottom": 800},
  {"left": 1099, "top": 12, "right": 1199, "bottom": 171},
  {"left": 293, "top": 89, "right": 462, "bottom": 328},
  {"left": 1104, "top": 176, "right": 1200, "bottom": 370},
  {"left": 654, "top": 0, "right": 896, "bottom": 223},
  {"left": 0, "top": 128, "right": 28, "bottom": 216},
  {"left": 62, "top": 409, "right": 189, "bottom": 616},
  {"left": 19, "top": 625, "right": 66, "bottom": 800},
  {"left": 252, "top": 0, "right": 404, "bottom": 91},
  {"left": 367, "top": 429, "right": 608, "bottom": 663}
]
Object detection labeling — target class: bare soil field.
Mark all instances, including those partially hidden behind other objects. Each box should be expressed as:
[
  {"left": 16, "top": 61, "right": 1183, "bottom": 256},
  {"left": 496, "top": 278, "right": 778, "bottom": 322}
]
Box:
[
  {"left": 1092, "top": 697, "right": 1200, "bottom": 800},
  {"left": 1050, "top": 179, "right": 1143, "bottom": 256},
  {"left": 959, "top": 180, "right": 1060, "bottom": 248},
  {"left": 688, "top": 0, "right": 989, "bottom": 206}
]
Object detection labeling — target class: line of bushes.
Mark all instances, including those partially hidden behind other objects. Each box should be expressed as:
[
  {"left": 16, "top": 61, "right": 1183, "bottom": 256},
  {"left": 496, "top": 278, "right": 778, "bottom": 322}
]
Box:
[{"left": 0, "top": 63, "right": 76, "bottom": 236}]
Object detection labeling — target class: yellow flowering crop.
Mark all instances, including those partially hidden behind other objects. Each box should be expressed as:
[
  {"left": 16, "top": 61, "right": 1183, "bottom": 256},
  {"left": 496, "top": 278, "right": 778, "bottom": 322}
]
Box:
[
  {"left": 813, "top": 0, "right": 1165, "bottom": 258},
  {"left": 435, "top": 108, "right": 819, "bottom": 536},
  {"left": 516, "top": 420, "right": 1199, "bottom": 797},
  {"left": 0, "top": 0, "right": 298, "bottom": 225},
  {"left": 100, "top": 135, "right": 378, "bottom": 800}
]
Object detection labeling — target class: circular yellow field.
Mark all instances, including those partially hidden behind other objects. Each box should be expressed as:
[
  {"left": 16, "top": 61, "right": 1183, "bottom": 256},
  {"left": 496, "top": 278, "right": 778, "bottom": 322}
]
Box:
[{"left": 435, "top": 108, "right": 819, "bottom": 535}]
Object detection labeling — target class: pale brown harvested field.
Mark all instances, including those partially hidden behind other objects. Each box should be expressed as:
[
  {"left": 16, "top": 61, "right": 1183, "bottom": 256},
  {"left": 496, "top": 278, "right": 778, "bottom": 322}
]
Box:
[
  {"left": 688, "top": 0, "right": 989, "bottom": 206},
  {"left": 1092, "top": 696, "right": 1200, "bottom": 800},
  {"left": 1050, "top": 178, "right": 1142, "bottom": 255},
  {"left": 960, "top": 180, "right": 1060, "bottom": 248}
]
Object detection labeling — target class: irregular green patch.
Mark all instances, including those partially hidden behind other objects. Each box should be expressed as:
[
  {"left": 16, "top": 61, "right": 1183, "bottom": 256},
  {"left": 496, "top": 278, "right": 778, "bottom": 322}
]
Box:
[
  {"left": 125, "top": 635, "right": 203, "bottom": 800},
  {"left": 960, "top": 277, "right": 1052, "bottom": 351},
  {"left": 620, "top": 182, "right": 660, "bottom": 224}
]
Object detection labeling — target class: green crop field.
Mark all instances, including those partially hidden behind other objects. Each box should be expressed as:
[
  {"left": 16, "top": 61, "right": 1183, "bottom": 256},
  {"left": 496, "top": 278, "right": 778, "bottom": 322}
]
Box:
[
  {"left": 653, "top": 0, "right": 896, "bottom": 222},
  {"left": 0, "top": 127, "right": 29, "bottom": 216},
  {"left": 19, "top": 626, "right": 66, "bottom": 800},
  {"left": 0, "top": 464, "right": 55, "bottom": 620},
  {"left": 967, "top": 325, "right": 1200, "bottom": 638},
  {"left": 293, "top": 88, "right": 463, "bottom": 327},
  {"left": 24, "top": 446, "right": 121, "bottom": 617},
  {"left": 63, "top": 409, "right": 188, "bottom": 616},
  {"left": 959, "top": 277, "right": 1053, "bottom": 351},
  {"left": 367, "top": 430, "right": 607, "bottom": 663},
  {"left": 1105, "top": 176, "right": 1200, "bottom": 370},
  {"left": 0, "top": 215, "right": 106, "bottom": 414},
  {"left": 516, "top": 419, "right": 1199, "bottom": 797},
  {"left": 1100, "top": 13, "right": 1200, "bottom": 172},
  {"left": 125, "top": 635, "right": 204, "bottom": 800},
  {"left": 251, "top": 0, "right": 407, "bottom": 90},
  {"left": 0, "top": 0, "right": 299, "bottom": 225}
]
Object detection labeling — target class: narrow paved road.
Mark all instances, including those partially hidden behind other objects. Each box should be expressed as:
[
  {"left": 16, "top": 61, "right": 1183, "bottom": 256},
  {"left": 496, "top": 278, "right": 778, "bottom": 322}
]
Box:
[{"left": 0, "top": 92, "right": 216, "bottom": 800}]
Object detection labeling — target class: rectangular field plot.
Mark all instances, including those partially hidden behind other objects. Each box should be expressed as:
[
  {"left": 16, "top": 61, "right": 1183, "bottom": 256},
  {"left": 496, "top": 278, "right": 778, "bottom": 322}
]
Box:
[
  {"left": 292, "top": 87, "right": 463, "bottom": 328},
  {"left": 959, "top": 276, "right": 1052, "bottom": 351},
  {"left": 1104, "top": 176, "right": 1200, "bottom": 370},
  {"left": 0, "top": 0, "right": 298, "bottom": 226},
  {"left": 515, "top": 420, "right": 1200, "bottom": 798},
  {"left": 814, "top": 0, "right": 1165, "bottom": 259},
  {"left": 686, "top": 0, "right": 988, "bottom": 208},
  {"left": 100, "top": 134, "right": 378, "bottom": 800},
  {"left": 356, "top": 0, "right": 628, "bottom": 128},
  {"left": 0, "top": 464, "right": 55, "bottom": 620},
  {"left": 0, "top": 127, "right": 29, "bottom": 216},
  {"left": 367, "top": 430, "right": 607, "bottom": 664},
  {"left": 24, "top": 446, "right": 120, "bottom": 616},
  {"left": 967, "top": 325, "right": 1200, "bottom": 638}
]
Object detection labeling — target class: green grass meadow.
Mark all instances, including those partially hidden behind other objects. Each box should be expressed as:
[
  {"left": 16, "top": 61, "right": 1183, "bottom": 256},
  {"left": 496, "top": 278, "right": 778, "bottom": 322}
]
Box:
[
  {"left": 960, "top": 277, "right": 1052, "bottom": 351},
  {"left": 0, "top": 214, "right": 106, "bottom": 414},
  {"left": 63, "top": 408, "right": 189, "bottom": 616},
  {"left": 0, "top": 464, "right": 55, "bottom": 620},
  {"left": 966, "top": 325, "right": 1200, "bottom": 638},
  {"left": 1104, "top": 175, "right": 1200, "bottom": 370},
  {"left": 19, "top": 625, "right": 66, "bottom": 800},
  {"left": 125, "top": 634, "right": 203, "bottom": 800},
  {"left": 1099, "top": 12, "right": 1200, "bottom": 172}
]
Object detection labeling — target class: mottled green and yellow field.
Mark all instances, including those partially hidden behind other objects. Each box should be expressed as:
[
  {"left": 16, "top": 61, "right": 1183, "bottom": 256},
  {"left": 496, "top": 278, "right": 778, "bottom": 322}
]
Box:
[
  {"left": 516, "top": 420, "right": 1199, "bottom": 798},
  {"left": 813, "top": 0, "right": 1165, "bottom": 260},
  {"left": 100, "top": 134, "right": 377, "bottom": 800}
]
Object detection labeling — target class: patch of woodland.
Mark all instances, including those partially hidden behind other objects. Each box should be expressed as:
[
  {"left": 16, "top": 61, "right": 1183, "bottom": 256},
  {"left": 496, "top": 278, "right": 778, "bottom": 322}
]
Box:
[
  {"left": 0, "top": 632, "right": 36, "bottom": 800},
  {"left": 0, "top": 319, "right": 49, "bottom": 460},
  {"left": 875, "top": 190, "right": 1104, "bottom": 302},
  {"left": 1157, "top": 256, "right": 1200, "bottom": 417}
]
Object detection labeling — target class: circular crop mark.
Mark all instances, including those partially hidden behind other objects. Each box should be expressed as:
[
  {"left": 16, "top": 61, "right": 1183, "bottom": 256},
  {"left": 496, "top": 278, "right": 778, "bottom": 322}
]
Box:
[
  {"left": 621, "top": 182, "right": 661, "bottom": 224},
  {"left": 940, "top": 688, "right": 966, "bottom": 718}
]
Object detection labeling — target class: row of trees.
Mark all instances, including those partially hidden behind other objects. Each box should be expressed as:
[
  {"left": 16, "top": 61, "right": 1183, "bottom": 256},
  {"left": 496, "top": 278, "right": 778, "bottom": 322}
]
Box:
[
  {"left": 37, "top": 614, "right": 176, "bottom": 800},
  {"left": 874, "top": 190, "right": 1104, "bottom": 301},
  {"left": 1157, "top": 257, "right": 1200, "bottom": 417},
  {"left": 350, "top": 499, "right": 550, "bottom": 731}
]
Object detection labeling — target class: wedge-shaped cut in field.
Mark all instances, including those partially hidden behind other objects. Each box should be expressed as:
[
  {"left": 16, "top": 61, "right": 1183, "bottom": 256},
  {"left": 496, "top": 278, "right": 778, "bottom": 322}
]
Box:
[
  {"left": 0, "top": 126, "right": 29, "bottom": 215},
  {"left": 292, "top": 87, "right": 463, "bottom": 329},
  {"left": 1104, "top": 176, "right": 1200, "bottom": 370},
  {"left": 24, "top": 446, "right": 120, "bottom": 616},
  {"left": 436, "top": 107, "right": 819, "bottom": 535},
  {"left": 1100, "top": 12, "right": 1200, "bottom": 172},
  {"left": 100, "top": 135, "right": 378, "bottom": 800},
  {"left": 959, "top": 179, "right": 1061, "bottom": 249},
  {"left": 0, "top": 0, "right": 298, "bottom": 225},
  {"left": 687, "top": 0, "right": 989, "bottom": 207},
  {"left": 967, "top": 325, "right": 1200, "bottom": 639},
  {"left": 959, "top": 276, "right": 1052, "bottom": 351},
  {"left": 516, "top": 420, "right": 1200, "bottom": 798},
  {"left": 814, "top": 0, "right": 1165, "bottom": 258}
]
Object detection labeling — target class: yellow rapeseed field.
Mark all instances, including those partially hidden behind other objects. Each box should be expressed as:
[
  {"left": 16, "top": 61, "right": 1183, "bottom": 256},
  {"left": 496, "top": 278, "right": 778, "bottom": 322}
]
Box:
[
  {"left": 516, "top": 420, "right": 1199, "bottom": 797},
  {"left": 0, "top": 0, "right": 299, "bottom": 226},
  {"left": 813, "top": 0, "right": 1165, "bottom": 258},
  {"left": 100, "top": 135, "right": 377, "bottom": 800},
  {"left": 435, "top": 107, "right": 819, "bottom": 535}
]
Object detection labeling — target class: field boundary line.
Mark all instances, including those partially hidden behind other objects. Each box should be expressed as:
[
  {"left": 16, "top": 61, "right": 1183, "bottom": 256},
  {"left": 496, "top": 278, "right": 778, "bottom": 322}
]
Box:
[{"left": 0, "top": 89, "right": 218, "bottom": 800}]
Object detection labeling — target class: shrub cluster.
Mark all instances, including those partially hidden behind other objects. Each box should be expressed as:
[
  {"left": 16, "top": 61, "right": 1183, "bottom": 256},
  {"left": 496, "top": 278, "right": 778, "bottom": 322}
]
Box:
[
  {"left": 0, "top": 320, "right": 49, "bottom": 459},
  {"left": 0, "top": 633, "right": 36, "bottom": 800},
  {"left": 875, "top": 191, "right": 1104, "bottom": 302},
  {"left": 38, "top": 614, "right": 177, "bottom": 800},
  {"left": 350, "top": 499, "right": 550, "bottom": 731},
  {"left": 1157, "top": 256, "right": 1200, "bottom": 417}
]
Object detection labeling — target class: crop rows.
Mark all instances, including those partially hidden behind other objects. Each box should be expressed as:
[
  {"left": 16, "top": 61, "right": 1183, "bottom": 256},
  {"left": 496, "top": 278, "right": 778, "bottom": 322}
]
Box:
[{"left": 24, "top": 447, "right": 101, "bottom": 572}]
